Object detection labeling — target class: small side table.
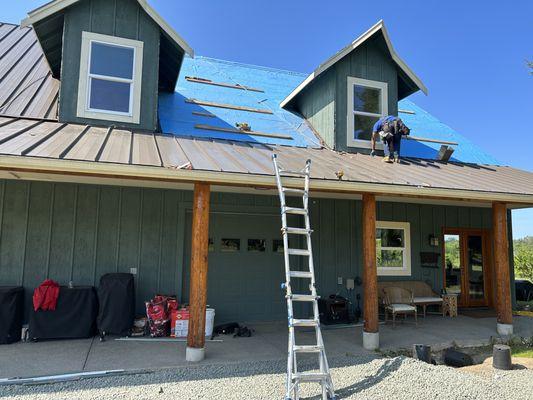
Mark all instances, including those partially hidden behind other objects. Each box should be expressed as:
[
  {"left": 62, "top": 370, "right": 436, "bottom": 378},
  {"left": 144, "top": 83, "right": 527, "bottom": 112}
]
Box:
[{"left": 442, "top": 294, "right": 458, "bottom": 317}]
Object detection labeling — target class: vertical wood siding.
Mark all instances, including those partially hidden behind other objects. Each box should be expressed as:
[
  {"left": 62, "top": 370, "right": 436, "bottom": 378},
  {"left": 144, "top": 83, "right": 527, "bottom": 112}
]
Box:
[
  {"left": 0, "top": 179, "right": 497, "bottom": 322},
  {"left": 59, "top": 0, "right": 160, "bottom": 131}
]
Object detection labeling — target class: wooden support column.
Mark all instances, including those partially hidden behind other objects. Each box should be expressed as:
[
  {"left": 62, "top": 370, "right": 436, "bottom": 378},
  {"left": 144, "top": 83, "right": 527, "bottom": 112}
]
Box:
[
  {"left": 362, "top": 193, "right": 379, "bottom": 350},
  {"left": 186, "top": 183, "right": 211, "bottom": 362},
  {"left": 492, "top": 202, "right": 513, "bottom": 335}
]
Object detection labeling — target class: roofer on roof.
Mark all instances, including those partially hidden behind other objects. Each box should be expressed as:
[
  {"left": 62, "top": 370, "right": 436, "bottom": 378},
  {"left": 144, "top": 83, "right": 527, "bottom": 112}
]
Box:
[{"left": 371, "top": 116, "right": 411, "bottom": 163}]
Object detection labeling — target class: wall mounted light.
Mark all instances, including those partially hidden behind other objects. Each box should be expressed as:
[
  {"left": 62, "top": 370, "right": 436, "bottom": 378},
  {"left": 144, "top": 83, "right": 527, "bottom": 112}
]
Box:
[{"left": 429, "top": 235, "right": 440, "bottom": 247}]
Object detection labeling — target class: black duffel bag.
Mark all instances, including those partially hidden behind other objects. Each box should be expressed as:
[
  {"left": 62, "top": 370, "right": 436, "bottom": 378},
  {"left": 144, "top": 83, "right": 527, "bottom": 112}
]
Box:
[{"left": 0, "top": 287, "right": 24, "bottom": 344}]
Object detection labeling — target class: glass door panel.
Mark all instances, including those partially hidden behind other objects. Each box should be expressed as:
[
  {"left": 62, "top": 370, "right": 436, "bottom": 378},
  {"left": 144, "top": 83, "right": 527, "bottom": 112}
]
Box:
[
  {"left": 467, "top": 235, "right": 485, "bottom": 302},
  {"left": 444, "top": 234, "right": 462, "bottom": 298}
]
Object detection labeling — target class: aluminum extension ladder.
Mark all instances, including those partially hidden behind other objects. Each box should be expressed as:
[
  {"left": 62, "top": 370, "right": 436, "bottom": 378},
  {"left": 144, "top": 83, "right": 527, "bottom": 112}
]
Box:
[{"left": 272, "top": 154, "right": 336, "bottom": 400}]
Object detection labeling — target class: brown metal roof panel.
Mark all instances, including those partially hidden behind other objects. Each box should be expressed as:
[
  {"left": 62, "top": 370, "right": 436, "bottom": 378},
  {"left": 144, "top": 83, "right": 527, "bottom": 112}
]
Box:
[
  {"left": 99, "top": 128, "right": 131, "bottom": 164},
  {"left": 0, "top": 26, "right": 30, "bottom": 55},
  {"left": 175, "top": 137, "right": 222, "bottom": 171},
  {"left": 0, "top": 33, "right": 37, "bottom": 80},
  {"left": 63, "top": 126, "right": 108, "bottom": 161},
  {"left": 0, "top": 119, "right": 41, "bottom": 142},
  {"left": 20, "top": 73, "right": 59, "bottom": 119},
  {"left": 0, "top": 24, "right": 17, "bottom": 42},
  {"left": 221, "top": 141, "right": 274, "bottom": 175},
  {"left": 194, "top": 139, "right": 250, "bottom": 173},
  {"left": 155, "top": 135, "right": 191, "bottom": 168},
  {"left": 0, "top": 121, "right": 63, "bottom": 155},
  {"left": 0, "top": 51, "right": 42, "bottom": 107},
  {"left": 132, "top": 132, "right": 162, "bottom": 166},
  {"left": 27, "top": 124, "right": 87, "bottom": 158}
]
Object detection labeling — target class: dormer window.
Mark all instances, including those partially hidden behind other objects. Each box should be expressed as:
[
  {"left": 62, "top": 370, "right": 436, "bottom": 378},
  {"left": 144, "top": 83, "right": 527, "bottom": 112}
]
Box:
[
  {"left": 77, "top": 32, "right": 144, "bottom": 124},
  {"left": 346, "top": 77, "right": 388, "bottom": 148}
]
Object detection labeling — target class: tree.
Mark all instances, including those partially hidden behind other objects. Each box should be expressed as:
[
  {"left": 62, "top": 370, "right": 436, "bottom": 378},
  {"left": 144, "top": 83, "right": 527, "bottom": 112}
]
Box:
[
  {"left": 528, "top": 60, "right": 533, "bottom": 75},
  {"left": 514, "top": 236, "right": 533, "bottom": 281}
]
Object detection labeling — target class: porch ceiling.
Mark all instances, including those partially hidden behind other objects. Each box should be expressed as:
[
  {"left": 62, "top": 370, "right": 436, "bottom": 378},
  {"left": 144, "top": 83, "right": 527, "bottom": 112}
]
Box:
[{"left": 1, "top": 116, "right": 533, "bottom": 205}]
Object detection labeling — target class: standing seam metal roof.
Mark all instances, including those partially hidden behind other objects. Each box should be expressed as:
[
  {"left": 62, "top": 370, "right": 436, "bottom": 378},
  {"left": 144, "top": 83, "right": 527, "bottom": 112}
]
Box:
[
  {"left": 0, "top": 23, "right": 59, "bottom": 120},
  {"left": 0, "top": 116, "right": 533, "bottom": 199}
]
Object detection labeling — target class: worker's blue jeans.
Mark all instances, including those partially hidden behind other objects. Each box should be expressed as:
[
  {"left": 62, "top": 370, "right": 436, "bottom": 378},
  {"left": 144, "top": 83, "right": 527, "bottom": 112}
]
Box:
[{"left": 383, "top": 134, "right": 402, "bottom": 158}]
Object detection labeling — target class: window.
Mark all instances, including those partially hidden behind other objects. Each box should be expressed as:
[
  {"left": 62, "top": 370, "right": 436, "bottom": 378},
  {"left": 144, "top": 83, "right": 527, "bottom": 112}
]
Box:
[
  {"left": 248, "top": 239, "right": 266, "bottom": 252},
  {"left": 77, "top": 32, "right": 143, "bottom": 124},
  {"left": 376, "top": 221, "right": 411, "bottom": 276},
  {"left": 346, "top": 77, "right": 388, "bottom": 148},
  {"left": 221, "top": 238, "right": 240, "bottom": 252}
]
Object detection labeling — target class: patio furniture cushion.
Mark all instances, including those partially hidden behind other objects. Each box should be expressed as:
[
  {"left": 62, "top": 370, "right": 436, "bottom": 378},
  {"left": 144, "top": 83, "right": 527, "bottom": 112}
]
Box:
[
  {"left": 388, "top": 304, "right": 416, "bottom": 312},
  {"left": 378, "top": 281, "right": 440, "bottom": 303},
  {"left": 413, "top": 296, "right": 443, "bottom": 304}
]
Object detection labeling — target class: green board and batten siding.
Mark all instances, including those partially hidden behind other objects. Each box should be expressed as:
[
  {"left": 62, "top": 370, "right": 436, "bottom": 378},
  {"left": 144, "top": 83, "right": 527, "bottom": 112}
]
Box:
[
  {"left": 0, "top": 179, "right": 496, "bottom": 322},
  {"left": 59, "top": 0, "right": 160, "bottom": 131},
  {"left": 296, "top": 33, "right": 399, "bottom": 152}
]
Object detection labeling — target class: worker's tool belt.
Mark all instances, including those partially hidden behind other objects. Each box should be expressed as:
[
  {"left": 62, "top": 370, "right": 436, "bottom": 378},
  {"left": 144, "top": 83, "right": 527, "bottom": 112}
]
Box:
[{"left": 379, "top": 130, "right": 393, "bottom": 140}]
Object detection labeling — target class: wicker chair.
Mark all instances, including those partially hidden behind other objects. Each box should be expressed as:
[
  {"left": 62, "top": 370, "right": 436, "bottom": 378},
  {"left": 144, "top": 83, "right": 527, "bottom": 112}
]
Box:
[{"left": 382, "top": 286, "right": 418, "bottom": 328}]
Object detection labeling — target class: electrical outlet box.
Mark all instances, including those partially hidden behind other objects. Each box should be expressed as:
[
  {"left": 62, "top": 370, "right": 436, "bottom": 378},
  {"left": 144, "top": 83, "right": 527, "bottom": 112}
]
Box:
[
  {"left": 337, "top": 277, "right": 343, "bottom": 285},
  {"left": 130, "top": 267, "right": 137, "bottom": 275},
  {"left": 346, "top": 278, "right": 355, "bottom": 290}
]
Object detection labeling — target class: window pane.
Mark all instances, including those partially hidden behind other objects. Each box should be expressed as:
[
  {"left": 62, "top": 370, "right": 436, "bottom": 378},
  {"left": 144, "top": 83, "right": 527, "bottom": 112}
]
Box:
[
  {"left": 377, "top": 228, "right": 404, "bottom": 248},
  {"left": 89, "top": 78, "right": 131, "bottom": 113},
  {"left": 273, "top": 239, "right": 284, "bottom": 253},
  {"left": 354, "top": 114, "right": 380, "bottom": 141},
  {"left": 354, "top": 85, "right": 381, "bottom": 114},
  {"left": 90, "top": 42, "right": 134, "bottom": 79},
  {"left": 248, "top": 239, "right": 266, "bottom": 252},
  {"left": 221, "top": 238, "right": 240, "bottom": 252},
  {"left": 377, "top": 249, "right": 404, "bottom": 268},
  {"left": 444, "top": 234, "right": 461, "bottom": 296}
]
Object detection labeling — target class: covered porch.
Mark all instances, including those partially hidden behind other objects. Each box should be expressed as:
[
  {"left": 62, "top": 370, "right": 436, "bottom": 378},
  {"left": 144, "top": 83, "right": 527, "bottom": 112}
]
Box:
[{"left": 2, "top": 315, "right": 533, "bottom": 380}]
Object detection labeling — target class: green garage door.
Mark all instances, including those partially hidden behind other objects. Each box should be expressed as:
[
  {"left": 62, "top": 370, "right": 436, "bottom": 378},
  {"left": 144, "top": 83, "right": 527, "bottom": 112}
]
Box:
[{"left": 183, "top": 212, "right": 289, "bottom": 323}]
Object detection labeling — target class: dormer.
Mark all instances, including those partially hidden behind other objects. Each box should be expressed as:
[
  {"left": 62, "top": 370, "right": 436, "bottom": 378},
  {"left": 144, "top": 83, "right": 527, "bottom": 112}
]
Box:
[
  {"left": 281, "top": 21, "right": 427, "bottom": 153},
  {"left": 22, "top": 0, "right": 193, "bottom": 131}
]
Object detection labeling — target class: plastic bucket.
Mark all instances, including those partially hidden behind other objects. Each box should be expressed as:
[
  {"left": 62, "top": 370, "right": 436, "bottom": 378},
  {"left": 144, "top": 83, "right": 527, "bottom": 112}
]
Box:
[{"left": 205, "top": 308, "right": 215, "bottom": 337}]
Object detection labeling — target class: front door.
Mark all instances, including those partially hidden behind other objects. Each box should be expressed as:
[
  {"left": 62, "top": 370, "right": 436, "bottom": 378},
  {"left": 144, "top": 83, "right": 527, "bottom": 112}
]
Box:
[{"left": 443, "top": 229, "right": 490, "bottom": 307}]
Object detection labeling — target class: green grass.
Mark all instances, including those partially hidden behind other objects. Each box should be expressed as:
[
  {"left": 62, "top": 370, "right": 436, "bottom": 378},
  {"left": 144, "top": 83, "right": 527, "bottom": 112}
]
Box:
[{"left": 512, "top": 346, "right": 533, "bottom": 358}]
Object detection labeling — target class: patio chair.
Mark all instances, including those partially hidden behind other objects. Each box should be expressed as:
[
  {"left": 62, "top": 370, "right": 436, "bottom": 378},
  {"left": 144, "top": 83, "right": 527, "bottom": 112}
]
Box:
[{"left": 382, "top": 286, "right": 418, "bottom": 328}]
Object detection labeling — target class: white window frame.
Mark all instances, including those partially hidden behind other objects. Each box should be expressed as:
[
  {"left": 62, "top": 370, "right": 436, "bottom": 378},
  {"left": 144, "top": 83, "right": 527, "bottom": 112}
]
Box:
[
  {"left": 77, "top": 31, "right": 143, "bottom": 124},
  {"left": 346, "top": 77, "right": 388, "bottom": 149},
  {"left": 376, "top": 221, "right": 411, "bottom": 276}
]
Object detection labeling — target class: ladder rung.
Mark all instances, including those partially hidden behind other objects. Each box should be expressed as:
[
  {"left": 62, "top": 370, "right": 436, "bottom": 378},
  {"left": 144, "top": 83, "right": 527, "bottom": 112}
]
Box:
[
  {"left": 289, "top": 271, "right": 313, "bottom": 279},
  {"left": 293, "top": 345, "right": 323, "bottom": 353},
  {"left": 293, "top": 372, "right": 329, "bottom": 382},
  {"left": 287, "top": 248, "right": 310, "bottom": 256},
  {"left": 289, "top": 294, "right": 319, "bottom": 302},
  {"left": 283, "top": 207, "right": 307, "bottom": 215},
  {"left": 279, "top": 169, "right": 308, "bottom": 177},
  {"left": 291, "top": 318, "right": 319, "bottom": 327},
  {"left": 282, "top": 187, "right": 306, "bottom": 195},
  {"left": 283, "top": 227, "right": 311, "bottom": 235}
]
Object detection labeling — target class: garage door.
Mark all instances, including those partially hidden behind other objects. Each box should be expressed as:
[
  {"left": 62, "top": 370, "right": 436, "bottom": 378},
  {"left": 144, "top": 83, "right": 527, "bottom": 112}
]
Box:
[{"left": 183, "top": 212, "right": 292, "bottom": 323}]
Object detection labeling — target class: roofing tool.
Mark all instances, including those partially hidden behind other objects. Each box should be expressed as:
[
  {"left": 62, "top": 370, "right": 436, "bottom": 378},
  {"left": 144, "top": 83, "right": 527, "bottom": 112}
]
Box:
[{"left": 272, "top": 155, "right": 336, "bottom": 400}]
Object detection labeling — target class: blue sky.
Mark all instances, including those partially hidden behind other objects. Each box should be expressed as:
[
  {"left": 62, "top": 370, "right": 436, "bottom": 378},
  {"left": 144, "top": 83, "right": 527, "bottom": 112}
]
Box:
[{"left": 5, "top": 1, "right": 533, "bottom": 237}]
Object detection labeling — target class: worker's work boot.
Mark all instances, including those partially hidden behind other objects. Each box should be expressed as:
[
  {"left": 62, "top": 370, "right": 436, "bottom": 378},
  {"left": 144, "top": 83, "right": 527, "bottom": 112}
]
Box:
[
  {"left": 393, "top": 152, "right": 400, "bottom": 163},
  {"left": 382, "top": 156, "right": 393, "bottom": 163}
]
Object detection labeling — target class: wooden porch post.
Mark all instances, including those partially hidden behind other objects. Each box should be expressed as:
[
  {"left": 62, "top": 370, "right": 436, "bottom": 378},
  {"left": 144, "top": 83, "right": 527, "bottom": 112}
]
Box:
[
  {"left": 186, "top": 182, "right": 211, "bottom": 362},
  {"left": 362, "top": 193, "right": 379, "bottom": 350},
  {"left": 492, "top": 202, "right": 513, "bottom": 336}
]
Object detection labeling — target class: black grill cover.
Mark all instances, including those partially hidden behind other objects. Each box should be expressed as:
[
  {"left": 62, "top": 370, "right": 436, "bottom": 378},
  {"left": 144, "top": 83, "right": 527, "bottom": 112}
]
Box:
[
  {"left": 29, "top": 286, "right": 97, "bottom": 340},
  {"left": 97, "top": 273, "right": 135, "bottom": 336},
  {"left": 0, "top": 286, "right": 24, "bottom": 344}
]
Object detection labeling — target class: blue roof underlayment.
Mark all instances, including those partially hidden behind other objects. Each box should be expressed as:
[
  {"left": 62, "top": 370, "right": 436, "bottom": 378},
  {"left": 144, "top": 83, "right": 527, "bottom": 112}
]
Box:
[{"left": 159, "top": 56, "right": 500, "bottom": 164}]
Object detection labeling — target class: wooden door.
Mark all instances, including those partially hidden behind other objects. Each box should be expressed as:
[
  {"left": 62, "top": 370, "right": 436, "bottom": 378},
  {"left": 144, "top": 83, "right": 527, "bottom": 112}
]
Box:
[{"left": 443, "top": 229, "right": 491, "bottom": 307}]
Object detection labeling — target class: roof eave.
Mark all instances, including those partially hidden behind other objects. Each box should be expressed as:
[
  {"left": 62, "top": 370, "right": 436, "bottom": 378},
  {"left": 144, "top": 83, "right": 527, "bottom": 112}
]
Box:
[
  {"left": 1, "top": 155, "right": 533, "bottom": 206},
  {"left": 281, "top": 20, "right": 427, "bottom": 109}
]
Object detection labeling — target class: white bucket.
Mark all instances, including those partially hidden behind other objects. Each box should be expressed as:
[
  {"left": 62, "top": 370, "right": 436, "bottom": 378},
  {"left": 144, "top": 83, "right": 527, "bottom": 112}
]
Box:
[
  {"left": 175, "top": 309, "right": 215, "bottom": 338},
  {"left": 205, "top": 308, "right": 215, "bottom": 337}
]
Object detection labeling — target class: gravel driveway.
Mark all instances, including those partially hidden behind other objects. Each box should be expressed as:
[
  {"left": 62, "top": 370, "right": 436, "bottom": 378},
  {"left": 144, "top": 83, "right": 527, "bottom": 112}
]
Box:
[{"left": 1, "top": 354, "right": 532, "bottom": 400}]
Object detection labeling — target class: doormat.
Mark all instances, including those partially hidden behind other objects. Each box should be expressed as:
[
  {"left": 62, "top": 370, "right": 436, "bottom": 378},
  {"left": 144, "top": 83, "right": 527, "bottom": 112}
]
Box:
[{"left": 460, "top": 308, "right": 497, "bottom": 319}]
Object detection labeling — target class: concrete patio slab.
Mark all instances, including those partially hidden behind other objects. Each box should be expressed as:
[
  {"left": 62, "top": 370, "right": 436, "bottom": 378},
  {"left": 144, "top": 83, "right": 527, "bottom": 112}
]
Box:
[{"left": 1, "top": 315, "right": 532, "bottom": 380}]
